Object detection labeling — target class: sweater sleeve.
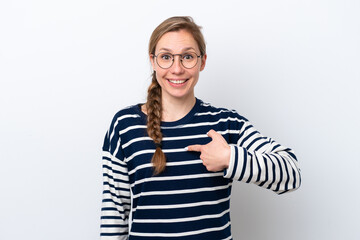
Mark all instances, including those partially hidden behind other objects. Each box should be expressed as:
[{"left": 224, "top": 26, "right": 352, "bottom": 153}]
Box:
[
  {"left": 223, "top": 118, "right": 301, "bottom": 194},
  {"left": 100, "top": 118, "right": 131, "bottom": 239}
]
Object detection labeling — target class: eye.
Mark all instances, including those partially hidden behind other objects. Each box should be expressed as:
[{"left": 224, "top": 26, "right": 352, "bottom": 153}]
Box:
[
  {"left": 159, "top": 53, "right": 172, "bottom": 61},
  {"left": 183, "top": 53, "right": 195, "bottom": 60}
]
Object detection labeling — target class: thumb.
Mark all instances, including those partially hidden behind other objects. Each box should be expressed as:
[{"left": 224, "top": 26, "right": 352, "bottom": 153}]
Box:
[
  {"left": 186, "top": 144, "right": 203, "bottom": 152},
  {"left": 206, "top": 129, "right": 220, "bottom": 140}
]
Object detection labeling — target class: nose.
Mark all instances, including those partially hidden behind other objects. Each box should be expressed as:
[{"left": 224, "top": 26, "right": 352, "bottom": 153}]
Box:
[{"left": 170, "top": 55, "right": 185, "bottom": 74}]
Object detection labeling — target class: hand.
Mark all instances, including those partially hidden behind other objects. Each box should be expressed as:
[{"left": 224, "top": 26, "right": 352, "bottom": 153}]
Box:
[{"left": 186, "top": 129, "right": 231, "bottom": 172}]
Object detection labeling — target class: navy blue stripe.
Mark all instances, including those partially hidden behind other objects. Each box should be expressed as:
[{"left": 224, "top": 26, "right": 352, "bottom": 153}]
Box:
[
  {"left": 258, "top": 155, "right": 269, "bottom": 187},
  {"left": 292, "top": 168, "right": 298, "bottom": 189},
  {"left": 102, "top": 207, "right": 118, "bottom": 211},
  {"left": 270, "top": 143, "right": 281, "bottom": 152},
  {"left": 102, "top": 155, "right": 127, "bottom": 167},
  {"left": 101, "top": 224, "right": 128, "bottom": 228},
  {"left": 239, "top": 130, "right": 257, "bottom": 146},
  {"left": 255, "top": 153, "right": 262, "bottom": 182},
  {"left": 273, "top": 154, "right": 283, "bottom": 192},
  {"left": 238, "top": 148, "right": 247, "bottom": 181},
  {"left": 103, "top": 173, "right": 129, "bottom": 184},
  {"left": 246, "top": 152, "right": 253, "bottom": 183},
  {"left": 101, "top": 232, "right": 128, "bottom": 236},
  {"left": 237, "top": 124, "right": 253, "bottom": 140},
  {"left": 278, "top": 189, "right": 289, "bottom": 195},
  {"left": 101, "top": 214, "right": 130, "bottom": 220},
  {"left": 102, "top": 199, "right": 131, "bottom": 210},
  {"left": 264, "top": 154, "right": 275, "bottom": 189},
  {"left": 230, "top": 147, "right": 238, "bottom": 179},
  {"left": 282, "top": 156, "right": 290, "bottom": 191},
  {"left": 103, "top": 190, "right": 131, "bottom": 203},
  {"left": 103, "top": 165, "right": 128, "bottom": 176},
  {"left": 253, "top": 137, "right": 271, "bottom": 151},
  {"left": 287, "top": 150, "right": 298, "bottom": 161}
]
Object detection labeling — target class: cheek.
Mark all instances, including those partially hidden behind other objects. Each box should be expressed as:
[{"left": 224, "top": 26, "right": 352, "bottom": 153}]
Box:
[
  {"left": 190, "top": 69, "right": 200, "bottom": 79},
  {"left": 155, "top": 69, "right": 166, "bottom": 79},
  {"left": 154, "top": 70, "right": 167, "bottom": 87}
]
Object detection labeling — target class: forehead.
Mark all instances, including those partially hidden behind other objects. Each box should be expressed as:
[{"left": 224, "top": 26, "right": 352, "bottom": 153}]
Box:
[{"left": 155, "top": 29, "right": 200, "bottom": 53}]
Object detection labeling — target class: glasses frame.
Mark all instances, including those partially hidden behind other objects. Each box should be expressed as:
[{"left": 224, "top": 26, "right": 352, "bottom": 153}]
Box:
[{"left": 153, "top": 52, "right": 202, "bottom": 69}]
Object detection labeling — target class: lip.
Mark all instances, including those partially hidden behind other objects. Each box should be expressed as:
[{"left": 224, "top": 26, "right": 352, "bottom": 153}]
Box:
[{"left": 166, "top": 78, "right": 189, "bottom": 87}]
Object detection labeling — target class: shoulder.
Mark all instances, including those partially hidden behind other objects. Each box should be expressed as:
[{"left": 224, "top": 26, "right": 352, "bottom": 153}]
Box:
[
  {"left": 196, "top": 99, "right": 249, "bottom": 122},
  {"left": 107, "top": 103, "right": 145, "bottom": 134}
]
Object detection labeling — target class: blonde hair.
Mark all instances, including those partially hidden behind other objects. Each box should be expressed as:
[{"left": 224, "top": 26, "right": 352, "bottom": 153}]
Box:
[{"left": 146, "top": 16, "right": 206, "bottom": 175}]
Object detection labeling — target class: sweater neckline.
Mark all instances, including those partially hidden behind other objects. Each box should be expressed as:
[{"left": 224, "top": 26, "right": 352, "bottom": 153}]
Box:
[{"left": 136, "top": 98, "right": 201, "bottom": 127}]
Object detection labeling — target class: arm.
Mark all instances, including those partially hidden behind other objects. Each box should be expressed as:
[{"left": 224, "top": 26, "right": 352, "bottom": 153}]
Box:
[
  {"left": 100, "top": 121, "right": 131, "bottom": 239},
  {"left": 187, "top": 119, "right": 301, "bottom": 194},
  {"left": 224, "top": 120, "right": 301, "bottom": 194}
]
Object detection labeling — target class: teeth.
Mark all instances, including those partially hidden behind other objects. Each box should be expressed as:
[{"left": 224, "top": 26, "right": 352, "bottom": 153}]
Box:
[{"left": 169, "top": 79, "right": 186, "bottom": 84}]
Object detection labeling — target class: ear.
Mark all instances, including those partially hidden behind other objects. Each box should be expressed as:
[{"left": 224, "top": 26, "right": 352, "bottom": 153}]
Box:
[
  {"left": 150, "top": 54, "right": 156, "bottom": 70},
  {"left": 200, "top": 54, "right": 207, "bottom": 71}
]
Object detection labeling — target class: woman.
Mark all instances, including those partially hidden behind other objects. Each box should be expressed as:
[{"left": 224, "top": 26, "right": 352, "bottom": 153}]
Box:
[{"left": 100, "top": 16, "right": 301, "bottom": 240}]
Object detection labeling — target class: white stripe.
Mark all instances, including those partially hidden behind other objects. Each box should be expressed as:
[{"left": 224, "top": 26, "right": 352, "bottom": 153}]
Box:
[
  {"left": 100, "top": 218, "right": 129, "bottom": 225},
  {"left": 221, "top": 236, "right": 233, "bottom": 240},
  {"left": 163, "top": 134, "right": 207, "bottom": 141},
  {"left": 130, "top": 221, "right": 231, "bottom": 237},
  {"left": 133, "top": 209, "right": 230, "bottom": 223},
  {"left": 102, "top": 190, "right": 131, "bottom": 200},
  {"left": 133, "top": 195, "right": 231, "bottom": 211},
  {"left": 163, "top": 148, "right": 189, "bottom": 153},
  {"left": 116, "top": 117, "right": 244, "bottom": 137},
  {"left": 132, "top": 183, "right": 232, "bottom": 199},
  {"left": 195, "top": 109, "right": 233, "bottom": 116},
  {"left": 123, "top": 130, "right": 241, "bottom": 149},
  {"left": 113, "top": 138, "right": 122, "bottom": 160},
  {"left": 125, "top": 148, "right": 187, "bottom": 163},
  {"left": 123, "top": 136, "right": 151, "bottom": 148},
  {"left": 123, "top": 134, "right": 207, "bottom": 149},
  {"left": 128, "top": 159, "right": 203, "bottom": 177},
  {"left": 101, "top": 229, "right": 128, "bottom": 235},
  {"left": 102, "top": 157, "right": 128, "bottom": 178},
  {"left": 109, "top": 114, "right": 140, "bottom": 142},
  {"left": 102, "top": 150, "right": 125, "bottom": 165},
  {"left": 119, "top": 125, "right": 146, "bottom": 135},
  {"left": 128, "top": 163, "right": 153, "bottom": 175},
  {"left": 224, "top": 146, "right": 235, "bottom": 179},
  {"left": 124, "top": 149, "right": 154, "bottom": 163},
  {"left": 130, "top": 172, "right": 222, "bottom": 188},
  {"left": 161, "top": 117, "right": 245, "bottom": 129}
]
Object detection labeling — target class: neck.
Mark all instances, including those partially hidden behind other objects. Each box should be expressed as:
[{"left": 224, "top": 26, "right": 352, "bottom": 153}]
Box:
[{"left": 161, "top": 95, "right": 196, "bottom": 122}]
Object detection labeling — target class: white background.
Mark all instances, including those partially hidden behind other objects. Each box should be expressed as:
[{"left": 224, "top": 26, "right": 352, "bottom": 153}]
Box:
[{"left": 1, "top": 0, "right": 359, "bottom": 239}]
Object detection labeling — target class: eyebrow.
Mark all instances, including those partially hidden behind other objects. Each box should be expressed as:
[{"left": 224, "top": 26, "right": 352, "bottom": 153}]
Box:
[{"left": 158, "top": 47, "right": 196, "bottom": 52}]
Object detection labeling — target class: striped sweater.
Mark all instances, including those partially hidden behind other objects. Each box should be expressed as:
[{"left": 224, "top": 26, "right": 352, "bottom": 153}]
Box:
[{"left": 100, "top": 98, "right": 301, "bottom": 239}]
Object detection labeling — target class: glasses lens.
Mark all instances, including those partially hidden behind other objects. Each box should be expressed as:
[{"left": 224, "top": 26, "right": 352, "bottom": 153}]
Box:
[
  {"left": 157, "top": 53, "right": 173, "bottom": 69},
  {"left": 181, "top": 52, "right": 198, "bottom": 69},
  {"left": 155, "top": 52, "right": 200, "bottom": 69}
]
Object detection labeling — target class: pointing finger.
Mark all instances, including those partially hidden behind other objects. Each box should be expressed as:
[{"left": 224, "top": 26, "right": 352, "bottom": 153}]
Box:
[{"left": 186, "top": 144, "right": 203, "bottom": 152}]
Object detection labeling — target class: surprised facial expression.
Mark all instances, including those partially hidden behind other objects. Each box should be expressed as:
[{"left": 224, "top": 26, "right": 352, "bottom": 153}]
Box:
[{"left": 150, "top": 29, "right": 207, "bottom": 102}]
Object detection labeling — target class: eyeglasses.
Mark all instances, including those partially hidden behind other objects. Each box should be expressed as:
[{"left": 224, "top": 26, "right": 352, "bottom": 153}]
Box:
[{"left": 153, "top": 52, "right": 202, "bottom": 69}]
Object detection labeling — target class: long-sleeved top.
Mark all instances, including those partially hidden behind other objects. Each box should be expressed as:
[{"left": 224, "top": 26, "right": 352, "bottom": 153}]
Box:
[{"left": 100, "top": 98, "right": 301, "bottom": 240}]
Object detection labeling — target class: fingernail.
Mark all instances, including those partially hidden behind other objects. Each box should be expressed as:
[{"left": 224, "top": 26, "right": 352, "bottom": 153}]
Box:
[{"left": 184, "top": 147, "right": 188, "bottom": 151}]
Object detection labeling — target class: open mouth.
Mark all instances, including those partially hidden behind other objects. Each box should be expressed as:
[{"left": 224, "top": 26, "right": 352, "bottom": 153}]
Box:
[{"left": 167, "top": 79, "right": 189, "bottom": 85}]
